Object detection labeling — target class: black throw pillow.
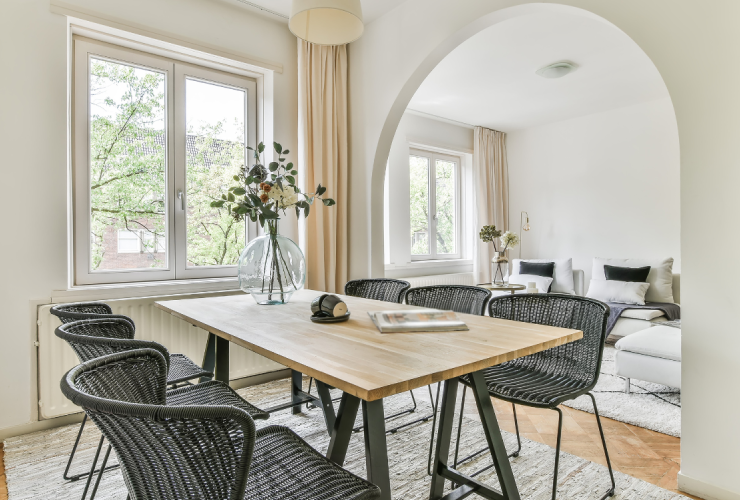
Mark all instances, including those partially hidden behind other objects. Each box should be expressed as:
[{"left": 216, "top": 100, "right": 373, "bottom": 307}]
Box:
[
  {"left": 519, "top": 261, "right": 555, "bottom": 292},
  {"left": 604, "top": 264, "right": 651, "bottom": 283}
]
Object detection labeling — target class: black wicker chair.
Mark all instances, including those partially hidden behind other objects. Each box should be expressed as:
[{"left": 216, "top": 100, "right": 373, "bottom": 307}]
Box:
[
  {"left": 56, "top": 318, "right": 268, "bottom": 500},
  {"left": 403, "top": 285, "right": 493, "bottom": 473},
  {"left": 454, "top": 294, "right": 615, "bottom": 500},
  {"left": 51, "top": 302, "right": 213, "bottom": 488},
  {"left": 51, "top": 302, "right": 212, "bottom": 385},
  {"left": 61, "top": 348, "right": 381, "bottom": 500},
  {"left": 344, "top": 279, "right": 410, "bottom": 303}
]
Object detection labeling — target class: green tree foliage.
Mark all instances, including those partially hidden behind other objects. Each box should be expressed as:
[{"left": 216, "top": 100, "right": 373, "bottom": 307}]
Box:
[{"left": 89, "top": 59, "right": 251, "bottom": 270}]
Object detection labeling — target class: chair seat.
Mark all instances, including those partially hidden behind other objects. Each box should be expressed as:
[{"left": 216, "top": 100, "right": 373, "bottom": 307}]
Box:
[
  {"left": 245, "top": 425, "right": 380, "bottom": 500},
  {"left": 461, "top": 363, "right": 592, "bottom": 408},
  {"left": 166, "top": 380, "right": 269, "bottom": 420},
  {"left": 167, "top": 353, "right": 213, "bottom": 385}
]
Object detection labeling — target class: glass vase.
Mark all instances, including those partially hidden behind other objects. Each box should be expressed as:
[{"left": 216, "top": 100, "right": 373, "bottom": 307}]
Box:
[
  {"left": 238, "top": 219, "right": 306, "bottom": 305},
  {"left": 491, "top": 252, "right": 509, "bottom": 286}
]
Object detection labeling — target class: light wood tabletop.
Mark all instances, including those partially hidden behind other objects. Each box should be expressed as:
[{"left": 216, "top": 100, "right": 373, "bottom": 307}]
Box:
[{"left": 155, "top": 289, "right": 582, "bottom": 402}]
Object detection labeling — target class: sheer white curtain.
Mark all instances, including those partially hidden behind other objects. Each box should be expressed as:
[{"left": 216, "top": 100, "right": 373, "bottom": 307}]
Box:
[
  {"left": 297, "top": 39, "right": 348, "bottom": 293},
  {"left": 473, "top": 126, "right": 509, "bottom": 284}
]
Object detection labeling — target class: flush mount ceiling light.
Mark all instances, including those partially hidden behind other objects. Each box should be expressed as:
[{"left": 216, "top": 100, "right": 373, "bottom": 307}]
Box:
[
  {"left": 536, "top": 61, "right": 578, "bottom": 79},
  {"left": 290, "top": 0, "right": 364, "bottom": 46}
]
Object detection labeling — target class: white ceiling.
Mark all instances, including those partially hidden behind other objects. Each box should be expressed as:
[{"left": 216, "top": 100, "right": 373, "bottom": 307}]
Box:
[
  {"left": 233, "top": 0, "right": 403, "bottom": 23},
  {"left": 407, "top": 11, "right": 670, "bottom": 131}
]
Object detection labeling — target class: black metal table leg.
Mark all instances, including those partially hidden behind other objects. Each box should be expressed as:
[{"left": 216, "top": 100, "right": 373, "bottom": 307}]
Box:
[
  {"left": 429, "top": 378, "right": 459, "bottom": 499},
  {"left": 468, "top": 370, "right": 521, "bottom": 500},
  {"left": 200, "top": 332, "right": 217, "bottom": 382},
  {"left": 215, "top": 335, "right": 230, "bottom": 383},
  {"left": 291, "top": 370, "right": 303, "bottom": 414},
  {"left": 363, "top": 399, "right": 392, "bottom": 500},
  {"left": 326, "top": 392, "right": 361, "bottom": 466},
  {"left": 315, "top": 380, "right": 337, "bottom": 435},
  {"left": 429, "top": 373, "right": 522, "bottom": 500}
]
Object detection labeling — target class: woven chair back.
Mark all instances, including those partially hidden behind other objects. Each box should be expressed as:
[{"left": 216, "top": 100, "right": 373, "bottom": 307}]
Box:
[
  {"left": 55, "top": 317, "right": 170, "bottom": 367},
  {"left": 60, "top": 349, "right": 254, "bottom": 500},
  {"left": 51, "top": 301, "right": 135, "bottom": 329},
  {"left": 344, "top": 279, "right": 410, "bottom": 304},
  {"left": 488, "top": 294, "right": 609, "bottom": 388},
  {"left": 405, "top": 285, "right": 492, "bottom": 316}
]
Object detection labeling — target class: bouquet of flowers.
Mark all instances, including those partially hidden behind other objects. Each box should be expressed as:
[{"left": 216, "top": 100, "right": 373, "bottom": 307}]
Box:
[{"left": 479, "top": 225, "right": 519, "bottom": 284}]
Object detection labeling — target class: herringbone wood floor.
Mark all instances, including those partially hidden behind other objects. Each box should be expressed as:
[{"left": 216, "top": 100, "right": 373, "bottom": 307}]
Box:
[{"left": 0, "top": 397, "right": 696, "bottom": 500}]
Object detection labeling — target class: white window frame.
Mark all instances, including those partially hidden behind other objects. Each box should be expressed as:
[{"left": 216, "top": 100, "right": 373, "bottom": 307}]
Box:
[
  {"left": 73, "top": 36, "right": 257, "bottom": 285},
  {"left": 409, "top": 147, "right": 462, "bottom": 261}
]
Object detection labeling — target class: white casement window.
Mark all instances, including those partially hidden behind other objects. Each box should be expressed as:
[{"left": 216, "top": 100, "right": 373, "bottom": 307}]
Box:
[
  {"left": 409, "top": 147, "right": 461, "bottom": 261},
  {"left": 73, "top": 37, "right": 257, "bottom": 285}
]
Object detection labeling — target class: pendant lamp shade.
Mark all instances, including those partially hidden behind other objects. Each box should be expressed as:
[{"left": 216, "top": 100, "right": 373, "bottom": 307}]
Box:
[{"left": 290, "top": 0, "right": 364, "bottom": 45}]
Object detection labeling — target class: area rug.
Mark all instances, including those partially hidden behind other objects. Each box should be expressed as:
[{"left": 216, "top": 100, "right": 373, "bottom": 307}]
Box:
[
  {"left": 4, "top": 377, "right": 689, "bottom": 499},
  {"left": 563, "top": 346, "right": 681, "bottom": 437}
]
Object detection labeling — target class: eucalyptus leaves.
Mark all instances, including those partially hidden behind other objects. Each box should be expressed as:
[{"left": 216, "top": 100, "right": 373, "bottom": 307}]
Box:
[{"left": 210, "top": 141, "right": 335, "bottom": 226}]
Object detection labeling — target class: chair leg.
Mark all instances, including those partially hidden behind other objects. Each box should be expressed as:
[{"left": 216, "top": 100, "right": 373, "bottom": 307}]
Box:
[
  {"left": 510, "top": 403, "right": 522, "bottom": 458},
  {"left": 80, "top": 435, "right": 105, "bottom": 500},
  {"left": 588, "top": 393, "right": 616, "bottom": 499},
  {"left": 63, "top": 414, "right": 88, "bottom": 480},
  {"left": 89, "top": 444, "right": 113, "bottom": 500},
  {"left": 353, "top": 387, "right": 435, "bottom": 434},
  {"left": 551, "top": 407, "right": 564, "bottom": 500},
  {"left": 63, "top": 415, "right": 120, "bottom": 482}
]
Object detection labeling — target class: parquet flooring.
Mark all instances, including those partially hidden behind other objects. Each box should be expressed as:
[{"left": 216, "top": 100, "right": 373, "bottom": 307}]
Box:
[{"left": 0, "top": 394, "right": 698, "bottom": 500}]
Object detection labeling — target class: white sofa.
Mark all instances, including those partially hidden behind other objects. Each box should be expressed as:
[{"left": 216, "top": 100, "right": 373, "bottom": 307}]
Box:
[{"left": 614, "top": 324, "right": 681, "bottom": 390}]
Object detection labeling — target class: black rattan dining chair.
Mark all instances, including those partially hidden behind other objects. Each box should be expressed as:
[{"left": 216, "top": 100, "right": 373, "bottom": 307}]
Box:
[
  {"left": 403, "top": 285, "right": 493, "bottom": 472},
  {"left": 60, "top": 348, "right": 381, "bottom": 500},
  {"left": 56, "top": 318, "right": 268, "bottom": 500},
  {"left": 453, "top": 294, "right": 615, "bottom": 500},
  {"left": 51, "top": 302, "right": 213, "bottom": 488},
  {"left": 51, "top": 302, "right": 212, "bottom": 384}
]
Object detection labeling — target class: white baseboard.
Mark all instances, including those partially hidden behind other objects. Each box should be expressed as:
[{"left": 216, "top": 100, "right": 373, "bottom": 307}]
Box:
[{"left": 678, "top": 471, "right": 740, "bottom": 500}]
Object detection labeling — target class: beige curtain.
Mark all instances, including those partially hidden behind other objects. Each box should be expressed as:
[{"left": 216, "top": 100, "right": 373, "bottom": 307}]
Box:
[
  {"left": 297, "top": 39, "right": 348, "bottom": 293},
  {"left": 473, "top": 126, "right": 509, "bottom": 284}
]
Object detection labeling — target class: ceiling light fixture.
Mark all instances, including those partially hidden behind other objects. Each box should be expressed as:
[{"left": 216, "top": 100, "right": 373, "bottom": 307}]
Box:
[
  {"left": 289, "top": 0, "right": 364, "bottom": 46},
  {"left": 536, "top": 61, "right": 577, "bottom": 79}
]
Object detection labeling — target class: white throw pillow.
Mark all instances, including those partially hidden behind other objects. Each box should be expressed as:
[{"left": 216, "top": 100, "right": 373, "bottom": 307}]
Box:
[
  {"left": 508, "top": 274, "right": 554, "bottom": 294},
  {"left": 586, "top": 280, "right": 650, "bottom": 306},
  {"left": 621, "top": 309, "right": 665, "bottom": 321},
  {"left": 592, "top": 257, "right": 674, "bottom": 303},
  {"left": 511, "top": 258, "right": 575, "bottom": 294}
]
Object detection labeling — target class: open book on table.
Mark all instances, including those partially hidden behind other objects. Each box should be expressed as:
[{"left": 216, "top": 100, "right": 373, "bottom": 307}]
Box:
[{"left": 368, "top": 309, "right": 469, "bottom": 333}]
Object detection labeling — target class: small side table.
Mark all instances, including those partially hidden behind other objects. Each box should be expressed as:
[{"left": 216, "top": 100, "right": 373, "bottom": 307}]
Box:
[{"left": 477, "top": 283, "right": 526, "bottom": 295}]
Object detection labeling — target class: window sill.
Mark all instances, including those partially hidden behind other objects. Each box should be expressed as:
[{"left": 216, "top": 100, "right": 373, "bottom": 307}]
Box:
[
  {"left": 386, "top": 259, "right": 473, "bottom": 271},
  {"left": 53, "top": 277, "right": 241, "bottom": 303}
]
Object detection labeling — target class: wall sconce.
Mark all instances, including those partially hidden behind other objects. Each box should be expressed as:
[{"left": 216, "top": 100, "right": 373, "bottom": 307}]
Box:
[{"left": 519, "top": 211, "right": 530, "bottom": 259}]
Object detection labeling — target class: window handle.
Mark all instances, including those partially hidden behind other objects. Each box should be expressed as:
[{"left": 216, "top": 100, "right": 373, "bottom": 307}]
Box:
[{"left": 177, "top": 190, "right": 184, "bottom": 211}]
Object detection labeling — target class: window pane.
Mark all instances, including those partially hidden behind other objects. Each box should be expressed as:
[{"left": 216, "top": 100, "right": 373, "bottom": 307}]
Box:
[
  {"left": 185, "top": 79, "right": 246, "bottom": 267},
  {"left": 89, "top": 58, "right": 167, "bottom": 271},
  {"left": 435, "top": 159, "right": 456, "bottom": 254},
  {"left": 410, "top": 155, "right": 430, "bottom": 255}
]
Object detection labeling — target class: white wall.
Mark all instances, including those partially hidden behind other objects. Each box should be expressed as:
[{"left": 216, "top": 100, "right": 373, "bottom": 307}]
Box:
[
  {"left": 347, "top": 1, "right": 740, "bottom": 498},
  {"left": 384, "top": 111, "right": 474, "bottom": 278},
  {"left": 508, "top": 97, "right": 680, "bottom": 284},
  {"left": 0, "top": 0, "right": 296, "bottom": 434}
]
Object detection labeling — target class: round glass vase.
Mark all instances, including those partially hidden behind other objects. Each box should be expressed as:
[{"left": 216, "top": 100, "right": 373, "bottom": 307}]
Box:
[
  {"left": 238, "top": 219, "right": 306, "bottom": 305},
  {"left": 491, "top": 252, "right": 509, "bottom": 286}
]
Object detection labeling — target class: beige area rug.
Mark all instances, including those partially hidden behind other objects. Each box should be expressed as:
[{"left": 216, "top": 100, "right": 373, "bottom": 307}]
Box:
[{"left": 4, "top": 377, "right": 689, "bottom": 499}]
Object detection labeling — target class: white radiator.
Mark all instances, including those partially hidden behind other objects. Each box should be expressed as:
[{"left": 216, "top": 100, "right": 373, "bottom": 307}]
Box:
[
  {"left": 37, "top": 295, "right": 285, "bottom": 420},
  {"left": 401, "top": 273, "right": 475, "bottom": 288}
]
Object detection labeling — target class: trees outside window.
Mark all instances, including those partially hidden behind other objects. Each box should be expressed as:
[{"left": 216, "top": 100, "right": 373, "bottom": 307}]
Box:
[
  {"left": 409, "top": 148, "right": 460, "bottom": 260},
  {"left": 73, "top": 37, "right": 257, "bottom": 285}
]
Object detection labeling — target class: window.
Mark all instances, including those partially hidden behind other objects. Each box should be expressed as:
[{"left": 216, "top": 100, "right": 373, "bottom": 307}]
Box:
[
  {"left": 73, "top": 37, "right": 257, "bottom": 285},
  {"left": 409, "top": 148, "right": 461, "bottom": 260}
]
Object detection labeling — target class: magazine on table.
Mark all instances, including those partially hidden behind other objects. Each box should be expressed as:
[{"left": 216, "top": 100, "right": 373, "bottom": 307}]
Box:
[{"left": 368, "top": 309, "right": 469, "bottom": 333}]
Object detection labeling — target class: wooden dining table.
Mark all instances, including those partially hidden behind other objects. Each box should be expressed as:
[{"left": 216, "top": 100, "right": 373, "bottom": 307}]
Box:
[{"left": 155, "top": 289, "right": 582, "bottom": 500}]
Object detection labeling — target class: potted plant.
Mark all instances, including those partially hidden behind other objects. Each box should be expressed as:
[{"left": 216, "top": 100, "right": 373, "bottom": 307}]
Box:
[
  {"left": 479, "top": 225, "right": 519, "bottom": 285},
  {"left": 212, "top": 142, "right": 335, "bottom": 304}
]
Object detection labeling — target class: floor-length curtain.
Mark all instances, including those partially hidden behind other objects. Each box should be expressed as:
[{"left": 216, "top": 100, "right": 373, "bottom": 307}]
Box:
[
  {"left": 298, "top": 39, "right": 348, "bottom": 293},
  {"left": 473, "top": 126, "right": 509, "bottom": 284}
]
